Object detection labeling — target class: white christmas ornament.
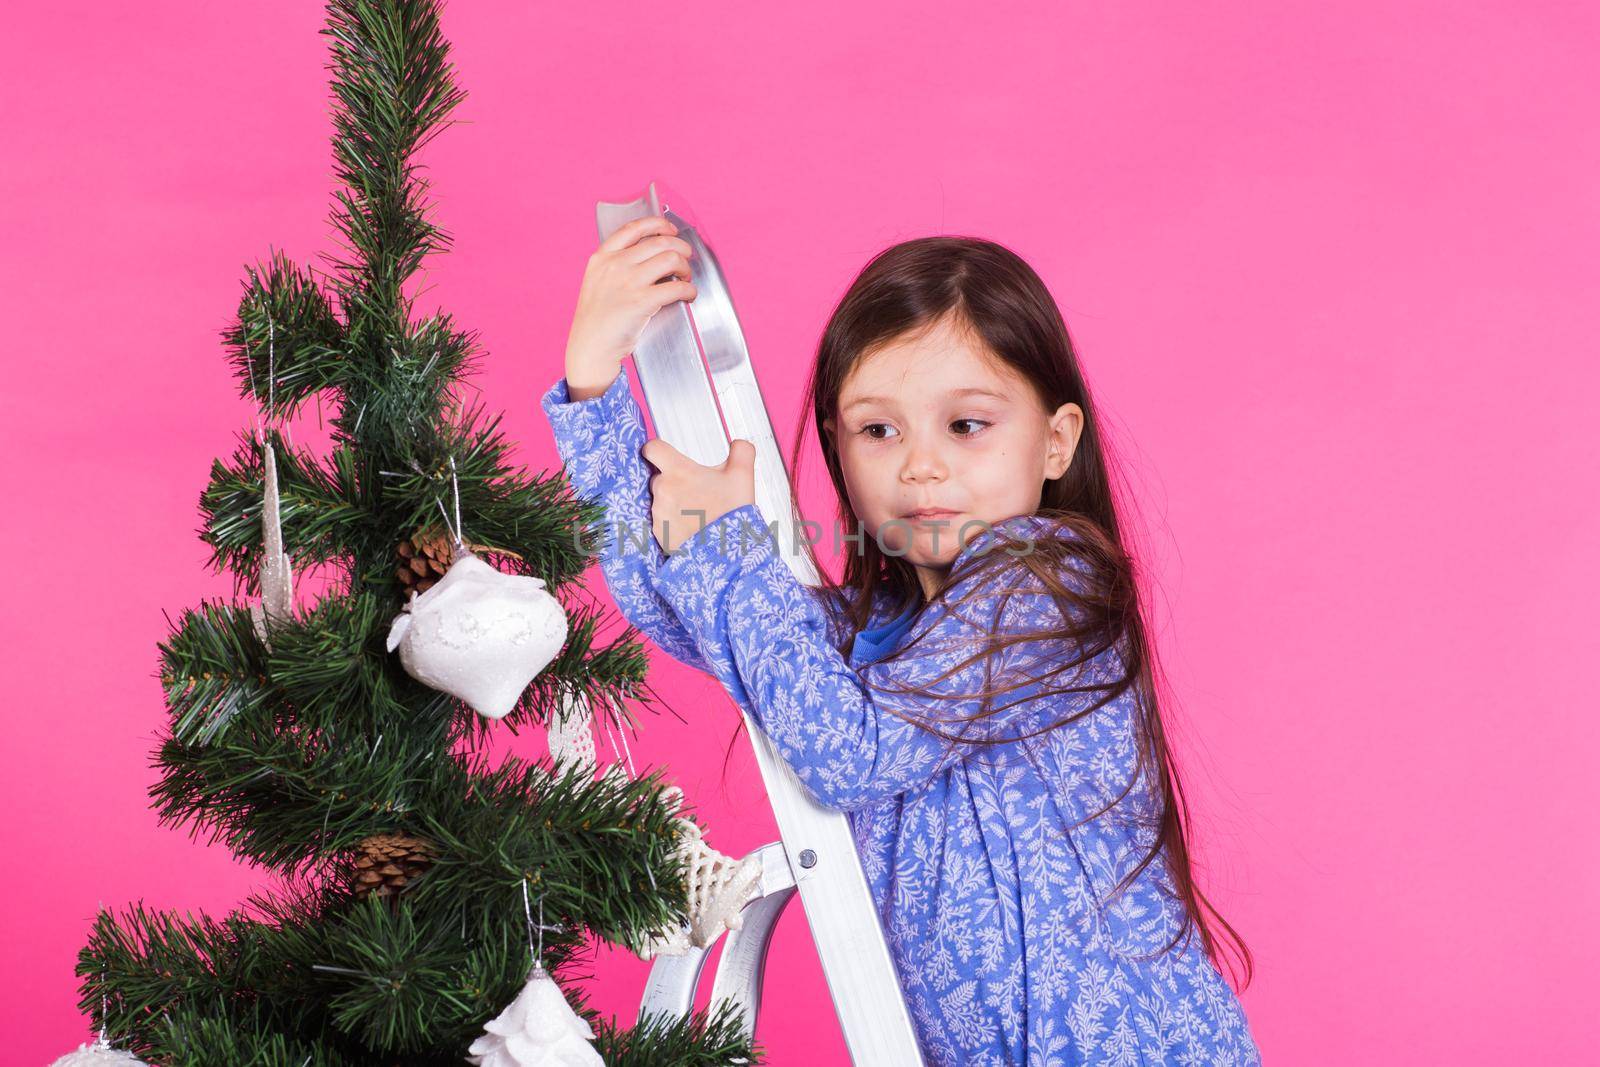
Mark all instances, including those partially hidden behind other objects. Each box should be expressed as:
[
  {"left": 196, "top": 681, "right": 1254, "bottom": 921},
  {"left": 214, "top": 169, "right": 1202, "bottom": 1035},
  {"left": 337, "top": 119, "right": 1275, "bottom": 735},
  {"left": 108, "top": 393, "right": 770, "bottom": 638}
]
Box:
[
  {"left": 248, "top": 440, "right": 295, "bottom": 650},
  {"left": 50, "top": 1036, "right": 149, "bottom": 1066},
  {"left": 466, "top": 965, "right": 605, "bottom": 1067},
  {"left": 631, "top": 787, "right": 763, "bottom": 959},
  {"left": 386, "top": 548, "right": 569, "bottom": 720}
]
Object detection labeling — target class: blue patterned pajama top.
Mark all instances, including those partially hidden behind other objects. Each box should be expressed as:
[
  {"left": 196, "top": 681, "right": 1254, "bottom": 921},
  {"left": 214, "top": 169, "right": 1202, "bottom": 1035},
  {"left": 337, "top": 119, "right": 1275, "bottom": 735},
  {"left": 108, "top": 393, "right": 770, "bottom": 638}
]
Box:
[{"left": 541, "top": 370, "right": 1262, "bottom": 1066}]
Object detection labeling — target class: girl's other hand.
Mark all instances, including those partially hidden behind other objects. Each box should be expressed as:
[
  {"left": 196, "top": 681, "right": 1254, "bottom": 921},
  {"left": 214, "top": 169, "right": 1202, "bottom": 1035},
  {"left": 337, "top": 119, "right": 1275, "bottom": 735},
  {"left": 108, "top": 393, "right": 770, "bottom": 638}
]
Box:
[
  {"left": 643, "top": 438, "right": 757, "bottom": 555},
  {"left": 564, "top": 214, "right": 698, "bottom": 400}
]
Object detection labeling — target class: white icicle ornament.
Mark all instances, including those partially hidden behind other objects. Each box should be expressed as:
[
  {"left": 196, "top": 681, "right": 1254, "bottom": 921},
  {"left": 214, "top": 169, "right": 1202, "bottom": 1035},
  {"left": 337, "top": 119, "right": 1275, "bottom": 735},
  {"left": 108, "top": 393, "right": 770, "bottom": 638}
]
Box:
[
  {"left": 547, "top": 689, "right": 597, "bottom": 777},
  {"left": 385, "top": 548, "right": 569, "bottom": 720},
  {"left": 50, "top": 1036, "right": 150, "bottom": 1066},
  {"left": 248, "top": 440, "right": 295, "bottom": 651},
  {"left": 466, "top": 965, "right": 605, "bottom": 1067}
]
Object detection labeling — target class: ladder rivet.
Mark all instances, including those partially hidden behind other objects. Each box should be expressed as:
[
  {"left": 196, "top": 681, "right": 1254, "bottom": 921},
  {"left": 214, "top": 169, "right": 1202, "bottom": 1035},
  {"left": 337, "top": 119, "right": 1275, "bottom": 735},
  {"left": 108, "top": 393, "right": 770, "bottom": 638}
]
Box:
[{"left": 798, "top": 849, "right": 817, "bottom": 869}]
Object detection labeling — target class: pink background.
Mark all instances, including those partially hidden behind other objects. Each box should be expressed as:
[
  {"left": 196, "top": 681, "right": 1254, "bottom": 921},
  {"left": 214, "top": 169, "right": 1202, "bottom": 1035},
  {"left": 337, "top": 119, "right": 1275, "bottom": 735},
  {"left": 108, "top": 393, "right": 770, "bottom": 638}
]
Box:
[{"left": 5, "top": 1, "right": 1597, "bottom": 1062}]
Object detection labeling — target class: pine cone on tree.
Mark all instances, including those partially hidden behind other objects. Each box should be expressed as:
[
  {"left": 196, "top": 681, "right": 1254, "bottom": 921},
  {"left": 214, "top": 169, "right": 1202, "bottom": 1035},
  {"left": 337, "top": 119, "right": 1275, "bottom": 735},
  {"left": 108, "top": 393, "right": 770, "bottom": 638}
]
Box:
[
  {"left": 396, "top": 526, "right": 457, "bottom": 594},
  {"left": 349, "top": 831, "right": 439, "bottom": 899}
]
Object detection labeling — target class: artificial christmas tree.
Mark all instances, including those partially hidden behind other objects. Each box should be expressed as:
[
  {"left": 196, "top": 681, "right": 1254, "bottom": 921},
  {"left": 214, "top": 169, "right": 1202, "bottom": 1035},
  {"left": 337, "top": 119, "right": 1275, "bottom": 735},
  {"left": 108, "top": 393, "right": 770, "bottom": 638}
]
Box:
[{"left": 66, "top": 2, "right": 760, "bottom": 1064}]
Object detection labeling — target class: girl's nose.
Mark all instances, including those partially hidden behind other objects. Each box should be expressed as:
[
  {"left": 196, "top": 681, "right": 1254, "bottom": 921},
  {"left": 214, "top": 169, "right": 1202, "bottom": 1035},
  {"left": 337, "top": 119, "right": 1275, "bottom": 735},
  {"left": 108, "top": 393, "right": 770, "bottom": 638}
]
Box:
[{"left": 899, "top": 442, "right": 947, "bottom": 483}]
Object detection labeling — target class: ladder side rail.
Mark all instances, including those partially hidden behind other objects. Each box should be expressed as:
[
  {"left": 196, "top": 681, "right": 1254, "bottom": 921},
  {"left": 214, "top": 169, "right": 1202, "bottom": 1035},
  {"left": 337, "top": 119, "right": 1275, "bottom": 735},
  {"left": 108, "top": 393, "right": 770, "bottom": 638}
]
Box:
[{"left": 598, "top": 185, "right": 924, "bottom": 1065}]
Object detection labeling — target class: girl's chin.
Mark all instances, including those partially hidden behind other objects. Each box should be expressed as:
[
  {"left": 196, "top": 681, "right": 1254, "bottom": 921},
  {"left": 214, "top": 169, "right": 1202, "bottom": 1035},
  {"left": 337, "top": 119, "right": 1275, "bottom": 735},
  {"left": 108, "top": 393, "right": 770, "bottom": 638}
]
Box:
[{"left": 881, "top": 523, "right": 971, "bottom": 564}]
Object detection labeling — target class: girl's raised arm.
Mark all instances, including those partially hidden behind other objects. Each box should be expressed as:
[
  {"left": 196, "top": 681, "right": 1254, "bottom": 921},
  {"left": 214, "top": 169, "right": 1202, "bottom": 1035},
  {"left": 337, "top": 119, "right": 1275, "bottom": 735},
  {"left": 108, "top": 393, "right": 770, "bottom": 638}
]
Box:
[
  {"left": 541, "top": 212, "right": 711, "bottom": 671},
  {"left": 652, "top": 505, "right": 1125, "bottom": 811}
]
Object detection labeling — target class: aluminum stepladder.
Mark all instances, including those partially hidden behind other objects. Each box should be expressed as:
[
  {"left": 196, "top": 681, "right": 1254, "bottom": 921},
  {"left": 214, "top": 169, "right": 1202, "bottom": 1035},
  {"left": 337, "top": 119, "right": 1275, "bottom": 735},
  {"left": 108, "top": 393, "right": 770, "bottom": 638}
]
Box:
[{"left": 594, "top": 182, "right": 925, "bottom": 1065}]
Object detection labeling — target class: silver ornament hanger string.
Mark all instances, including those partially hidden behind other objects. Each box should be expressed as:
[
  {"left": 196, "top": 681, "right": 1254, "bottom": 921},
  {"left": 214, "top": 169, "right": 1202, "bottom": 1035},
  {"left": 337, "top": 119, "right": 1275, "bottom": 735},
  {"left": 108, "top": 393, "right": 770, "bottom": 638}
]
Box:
[
  {"left": 521, "top": 878, "right": 565, "bottom": 973},
  {"left": 244, "top": 301, "right": 288, "bottom": 448},
  {"left": 266, "top": 315, "right": 277, "bottom": 435},
  {"left": 433, "top": 453, "right": 467, "bottom": 556},
  {"left": 592, "top": 691, "right": 638, "bottom": 781},
  {"left": 90, "top": 921, "right": 114, "bottom": 1049}
]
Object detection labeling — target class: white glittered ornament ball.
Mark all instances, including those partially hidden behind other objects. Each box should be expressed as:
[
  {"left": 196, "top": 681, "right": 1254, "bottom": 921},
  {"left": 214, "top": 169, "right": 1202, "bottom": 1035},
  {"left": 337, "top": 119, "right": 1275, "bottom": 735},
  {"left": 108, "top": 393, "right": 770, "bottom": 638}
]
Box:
[
  {"left": 386, "top": 550, "right": 569, "bottom": 720},
  {"left": 50, "top": 1036, "right": 150, "bottom": 1066},
  {"left": 466, "top": 965, "right": 605, "bottom": 1067}
]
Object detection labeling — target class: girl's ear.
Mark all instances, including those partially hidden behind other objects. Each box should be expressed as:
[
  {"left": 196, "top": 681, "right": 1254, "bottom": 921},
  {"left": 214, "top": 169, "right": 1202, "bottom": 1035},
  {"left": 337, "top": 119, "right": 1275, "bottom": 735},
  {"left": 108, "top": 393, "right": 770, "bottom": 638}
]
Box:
[
  {"left": 1045, "top": 402, "right": 1084, "bottom": 479},
  {"left": 822, "top": 416, "right": 836, "bottom": 441}
]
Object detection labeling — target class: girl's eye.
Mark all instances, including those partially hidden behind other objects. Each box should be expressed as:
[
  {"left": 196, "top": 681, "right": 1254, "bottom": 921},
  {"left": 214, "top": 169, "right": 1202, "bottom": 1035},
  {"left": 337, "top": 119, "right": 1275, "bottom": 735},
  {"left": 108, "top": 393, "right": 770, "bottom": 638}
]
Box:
[
  {"left": 951, "top": 418, "right": 991, "bottom": 437},
  {"left": 858, "top": 423, "right": 898, "bottom": 440}
]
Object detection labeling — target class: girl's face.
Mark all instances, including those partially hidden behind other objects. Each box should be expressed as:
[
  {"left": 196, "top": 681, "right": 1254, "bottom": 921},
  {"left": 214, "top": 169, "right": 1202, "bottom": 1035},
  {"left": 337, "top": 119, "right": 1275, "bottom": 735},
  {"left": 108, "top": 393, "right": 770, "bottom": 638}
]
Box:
[{"left": 823, "top": 313, "right": 1084, "bottom": 600}]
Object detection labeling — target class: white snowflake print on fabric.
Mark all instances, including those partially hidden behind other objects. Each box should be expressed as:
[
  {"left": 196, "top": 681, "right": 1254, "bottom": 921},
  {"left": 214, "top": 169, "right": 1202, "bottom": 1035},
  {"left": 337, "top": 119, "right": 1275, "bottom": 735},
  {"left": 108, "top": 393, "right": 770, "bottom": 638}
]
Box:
[{"left": 540, "top": 370, "right": 1263, "bottom": 1065}]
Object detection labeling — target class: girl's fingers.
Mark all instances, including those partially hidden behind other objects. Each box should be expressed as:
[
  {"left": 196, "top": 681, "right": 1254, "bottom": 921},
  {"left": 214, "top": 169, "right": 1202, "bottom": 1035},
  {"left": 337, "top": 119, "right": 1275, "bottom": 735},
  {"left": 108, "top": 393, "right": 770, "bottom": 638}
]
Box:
[
  {"left": 620, "top": 233, "right": 694, "bottom": 265},
  {"left": 646, "top": 278, "right": 697, "bottom": 310},
  {"left": 597, "top": 214, "right": 677, "bottom": 256},
  {"left": 634, "top": 249, "right": 692, "bottom": 286},
  {"left": 641, "top": 437, "right": 682, "bottom": 469}
]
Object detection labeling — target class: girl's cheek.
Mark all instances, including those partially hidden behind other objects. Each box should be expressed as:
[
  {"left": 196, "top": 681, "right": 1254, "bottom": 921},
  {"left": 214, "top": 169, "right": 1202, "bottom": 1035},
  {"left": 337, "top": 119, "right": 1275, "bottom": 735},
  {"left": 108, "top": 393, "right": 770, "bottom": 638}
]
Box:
[{"left": 841, "top": 440, "right": 879, "bottom": 477}]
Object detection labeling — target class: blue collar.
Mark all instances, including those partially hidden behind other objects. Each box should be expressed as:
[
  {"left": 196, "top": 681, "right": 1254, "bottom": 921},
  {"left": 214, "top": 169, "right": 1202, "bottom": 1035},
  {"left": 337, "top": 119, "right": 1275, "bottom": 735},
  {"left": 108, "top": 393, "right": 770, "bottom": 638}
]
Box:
[{"left": 849, "top": 601, "right": 920, "bottom": 665}]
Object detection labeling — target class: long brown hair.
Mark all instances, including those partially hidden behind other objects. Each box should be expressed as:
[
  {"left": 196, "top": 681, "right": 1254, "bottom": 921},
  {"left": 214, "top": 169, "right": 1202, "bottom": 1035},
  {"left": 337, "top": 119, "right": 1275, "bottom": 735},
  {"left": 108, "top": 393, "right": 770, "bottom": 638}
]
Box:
[{"left": 778, "top": 234, "right": 1254, "bottom": 989}]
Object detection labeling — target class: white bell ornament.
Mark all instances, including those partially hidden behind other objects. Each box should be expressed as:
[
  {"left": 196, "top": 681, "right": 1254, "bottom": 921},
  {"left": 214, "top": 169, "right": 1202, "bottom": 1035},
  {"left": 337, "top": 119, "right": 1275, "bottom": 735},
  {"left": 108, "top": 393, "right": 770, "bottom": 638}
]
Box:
[
  {"left": 465, "top": 964, "right": 605, "bottom": 1067},
  {"left": 50, "top": 1036, "right": 150, "bottom": 1066},
  {"left": 386, "top": 548, "right": 569, "bottom": 720}
]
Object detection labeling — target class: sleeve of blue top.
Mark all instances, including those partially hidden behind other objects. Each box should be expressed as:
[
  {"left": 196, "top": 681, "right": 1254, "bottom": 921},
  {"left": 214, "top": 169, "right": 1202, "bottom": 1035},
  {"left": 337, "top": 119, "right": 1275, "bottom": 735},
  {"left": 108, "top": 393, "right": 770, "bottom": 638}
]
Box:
[
  {"left": 538, "top": 368, "right": 713, "bottom": 675},
  {"left": 653, "top": 504, "right": 1119, "bottom": 811}
]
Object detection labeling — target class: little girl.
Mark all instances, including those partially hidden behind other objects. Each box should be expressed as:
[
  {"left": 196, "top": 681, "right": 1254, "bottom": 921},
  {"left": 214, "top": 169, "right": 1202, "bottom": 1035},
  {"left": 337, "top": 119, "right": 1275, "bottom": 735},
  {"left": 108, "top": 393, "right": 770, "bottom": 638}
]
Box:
[{"left": 541, "top": 215, "right": 1263, "bottom": 1065}]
